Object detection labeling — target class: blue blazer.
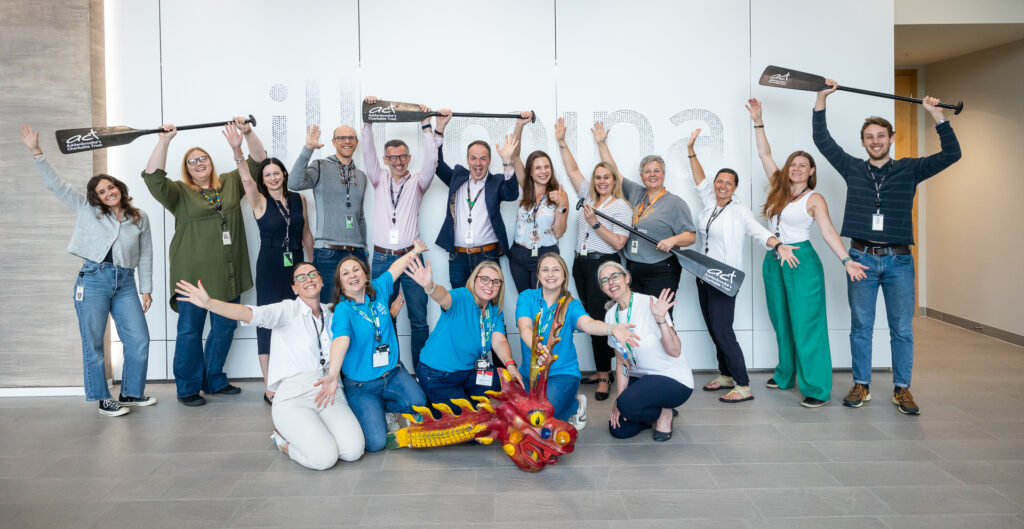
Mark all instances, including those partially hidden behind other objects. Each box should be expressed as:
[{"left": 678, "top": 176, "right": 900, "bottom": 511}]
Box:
[{"left": 434, "top": 144, "right": 520, "bottom": 254}]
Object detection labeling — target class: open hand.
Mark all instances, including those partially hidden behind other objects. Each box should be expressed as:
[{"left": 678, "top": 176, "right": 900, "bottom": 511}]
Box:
[
  {"left": 496, "top": 134, "right": 519, "bottom": 164},
  {"left": 846, "top": 260, "right": 869, "bottom": 281},
  {"left": 650, "top": 288, "right": 677, "bottom": 321},
  {"left": 20, "top": 124, "right": 41, "bottom": 154},
  {"left": 313, "top": 374, "right": 338, "bottom": 408},
  {"left": 611, "top": 323, "right": 640, "bottom": 349},
  {"left": 591, "top": 121, "right": 608, "bottom": 143},
  {"left": 222, "top": 123, "right": 243, "bottom": 150},
  {"left": 174, "top": 279, "right": 211, "bottom": 309},
  {"left": 404, "top": 256, "right": 433, "bottom": 288},
  {"left": 305, "top": 125, "right": 323, "bottom": 150},
  {"left": 687, "top": 128, "right": 701, "bottom": 150},
  {"left": 554, "top": 117, "right": 566, "bottom": 142},
  {"left": 745, "top": 98, "right": 763, "bottom": 124},
  {"left": 777, "top": 244, "right": 800, "bottom": 269}
]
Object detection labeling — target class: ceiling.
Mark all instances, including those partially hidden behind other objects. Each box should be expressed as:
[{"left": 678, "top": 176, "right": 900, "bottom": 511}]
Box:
[{"left": 895, "top": 24, "right": 1024, "bottom": 67}]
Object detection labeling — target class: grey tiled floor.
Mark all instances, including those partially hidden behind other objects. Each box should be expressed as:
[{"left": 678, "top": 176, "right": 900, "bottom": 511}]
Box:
[{"left": 2, "top": 318, "right": 1023, "bottom": 528}]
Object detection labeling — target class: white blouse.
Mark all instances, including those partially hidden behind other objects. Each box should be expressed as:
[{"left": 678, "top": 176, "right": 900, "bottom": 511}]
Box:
[
  {"left": 695, "top": 179, "right": 774, "bottom": 270},
  {"left": 242, "top": 298, "right": 333, "bottom": 392}
]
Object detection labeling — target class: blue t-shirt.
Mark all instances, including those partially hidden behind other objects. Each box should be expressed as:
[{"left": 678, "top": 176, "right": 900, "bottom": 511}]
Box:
[
  {"left": 331, "top": 271, "right": 399, "bottom": 382},
  {"left": 514, "top": 288, "right": 587, "bottom": 380},
  {"left": 419, "top": 287, "right": 507, "bottom": 372}
]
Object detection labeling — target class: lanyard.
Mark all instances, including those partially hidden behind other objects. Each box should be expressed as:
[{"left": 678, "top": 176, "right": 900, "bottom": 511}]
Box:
[
  {"left": 614, "top": 293, "right": 634, "bottom": 353},
  {"left": 633, "top": 189, "right": 667, "bottom": 227},
  {"left": 272, "top": 198, "right": 291, "bottom": 250},
  {"left": 199, "top": 189, "right": 227, "bottom": 228},
  {"left": 311, "top": 312, "right": 326, "bottom": 372},
  {"left": 703, "top": 200, "right": 731, "bottom": 254},
  {"left": 773, "top": 187, "right": 809, "bottom": 240},
  {"left": 350, "top": 302, "right": 382, "bottom": 343},
  {"left": 337, "top": 161, "right": 353, "bottom": 208},
  {"left": 865, "top": 161, "right": 891, "bottom": 212},
  {"left": 530, "top": 196, "right": 547, "bottom": 240},
  {"left": 389, "top": 176, "right": 406, "bottom": 226},
  {"left": 479, "top": 304, "right": 495, "bottom": 356},
  {"left": 465, "top": 180, "right": 486, "bottom": 224},
  {"left": 536, "top": 297, "right": 558, "bottom": 345}
]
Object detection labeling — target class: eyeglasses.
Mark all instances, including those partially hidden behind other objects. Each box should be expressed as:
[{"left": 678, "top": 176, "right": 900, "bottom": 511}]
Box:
[
  {"left": 476, "top": 276, "right": 503, "bottom": 287},
  {"left": 599, "top": 272, "right": 625, "bottom": 285},
  {"left": 384, "top": 154, "right": 410, "bottom": 162},
  {"left": 186, "top": 155, "right": 209, "bottom": 166},
  {"left": 293, "top": 271, "right": 321, "bottom": 283},
  {"left": 333, "top": 135, "right": 357, "bottom": 142}
]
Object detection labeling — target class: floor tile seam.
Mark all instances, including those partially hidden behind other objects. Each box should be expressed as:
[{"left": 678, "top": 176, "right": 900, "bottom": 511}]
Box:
[
  {"left": 927, "top": 459, "right": 973, "bottom": 486},
  {"left": 221, "top": 497, "right": 247, "bottom": 529},
  {"left": 972, "top": 421, "right": 1024, "bottom": 439},
  {"left": 987, "top": 484, "right": 1024, "bottom": 511},
  {"left": 809, "top": 461, "right": 846, "bottom": 487}
]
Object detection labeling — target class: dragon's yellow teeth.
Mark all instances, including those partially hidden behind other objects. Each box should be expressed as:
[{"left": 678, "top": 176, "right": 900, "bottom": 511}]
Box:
[
  {"left": 503, "top": 443, "right": 516, "bottom": 456},
  {"left": 530, "top": 450, "right": 539, "bottom": 461},
  {"left": 476, "top": 437, "right": 494, "bottom": 445}
]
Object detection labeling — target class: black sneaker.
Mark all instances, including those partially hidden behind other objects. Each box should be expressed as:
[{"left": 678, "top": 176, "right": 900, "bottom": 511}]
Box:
[
  {"left": 209, "top": 384, "right": 241, "bottom": 395},
  {"left": 766, "top": 378, "right": 779, "bottom": 389},
  {"left": 800, "top": 397, "right": 829, "bottom": 408},
  {"left": 178, "top": 394, "right": 207, "bottom": 407},
  {"left": 118, "top": 393, "right": 157, "bottom": 407},
  {"left": 98, "top": 398, "right": 130, "bottom": 417}
]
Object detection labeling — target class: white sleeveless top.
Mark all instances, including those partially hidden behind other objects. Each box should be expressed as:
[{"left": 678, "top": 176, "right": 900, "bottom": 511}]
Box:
[{"left": 768, "top": 190, "right": 816, "bottom": 244}]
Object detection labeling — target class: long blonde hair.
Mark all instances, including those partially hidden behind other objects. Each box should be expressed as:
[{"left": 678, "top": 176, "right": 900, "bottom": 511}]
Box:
[
  {"left": 537, "top": 252, "right": 573, "bottom": 301},
  {"left": 588, "top": 162, "right": 626, "bottom": 203}
]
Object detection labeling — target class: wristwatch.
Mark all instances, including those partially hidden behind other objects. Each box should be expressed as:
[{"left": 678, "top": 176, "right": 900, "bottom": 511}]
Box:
[
  {"left": 592, "top": 221, "right": 601, "bottom": 230},
  {"left": 559, "top": 207, "right": 568, "bottom": 214}
]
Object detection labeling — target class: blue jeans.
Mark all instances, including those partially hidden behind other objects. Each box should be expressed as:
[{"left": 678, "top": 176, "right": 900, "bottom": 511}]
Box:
[
  {"left": 448, "top": 248, "right": 501, "bottom": 289},
  {"left": 523, "top": 374, "right": 580, "bottom": 421},
  {"left": 74, "top": 261, "right": 150, "bottom": 402},
  {"left": 343, "top": 364, "right": 426, "bottom": 452},
  {"left": 610, "top": 375, "right": 692, "bottom": 439},
  {"left": 416, "top": 362, "right": 498, "bottom": 412},
  {"left": 372, "top": 251, "right": 428, "bottom": 368},
  {"left": 847, "top": 248, "right": 916, "bottom": 388},
  {"left": 313, "top": 247, "right": 367, "bottom": 304},
  {"left": 174, "top": 295, "right": 239, "bottom": 397}
]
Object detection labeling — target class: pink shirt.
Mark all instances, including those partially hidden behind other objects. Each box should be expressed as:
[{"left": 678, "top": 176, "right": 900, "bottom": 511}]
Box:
[{"left": 362, "top": 123, "right": 439, "bottom": 249}]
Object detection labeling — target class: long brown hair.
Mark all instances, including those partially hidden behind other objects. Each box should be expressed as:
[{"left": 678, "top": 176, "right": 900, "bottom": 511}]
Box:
[
  {"left": 86, "top": 174, "right": 143, "bottom": 225},
  {"left": 537, "top": 252, "right": 573, "bottom": 302},
  {"left": 331, "top": 256, "right": 376, "bottom": 305},
  {"left": 520, "top": 150, "right": 561, "bottom": 209},
  {"left": 180, "top": 147, "right": 221, "bottom": 192},
  {"left": 761, "top": 151, "right": 817, "bottom": 219}
]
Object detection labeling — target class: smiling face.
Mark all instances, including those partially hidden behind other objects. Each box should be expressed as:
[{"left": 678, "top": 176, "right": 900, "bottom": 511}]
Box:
[
  {"left": 185, "top": 148, "right": 212, "bottom": 185},
  {"left": 467, "top": 144, "right": 491, "bottom": 180},
  {"left": 537, "top": 255, "right": 566, "bottom": 293},
  {"left": 332, "top": 126, "right": 358, "bottom": 159},
  {"left": 93, "top": 178, "right": 122, "bottom": 209},
  {"left": 861, "top": 124, "right": 894, "bottom": 162},
  {"left": 529, "top": 155, "right": 552, "bottom": 188},
  {"left": 291, "top": 264, "right": 323, "bottom": 300},
  {"left": 641, "top": 160, "right": 665, "bottom": 190},
  {"left": 336, "top": 258, "right": 368, "bottom": 299},
  {"left": 598, "top": 263, "right": 630, "bottom": 303},
  {"left": 473, "top": 265, "right": 503, "bottom": 304},
  {"left": 592, "top": 166, "right": 615, "bottom": 198},
  {"left": 383, "top": 144, "right": 410, "bottom": 177},
  {"left": 261, "top": 162, "right": 285, "bottom": 193},
  {"left": 787, "top": 155, "right": 815, "bottom": 187},
  {"left": 713, "top": 171, "right": 737, "bottom": 202}
]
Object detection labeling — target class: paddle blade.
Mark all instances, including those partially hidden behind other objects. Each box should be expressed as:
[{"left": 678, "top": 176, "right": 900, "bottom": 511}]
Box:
[
  {"left": 758, "top": 65, "right": 829, "bottom": 92},
  {"left": 54, "top": 126, "right": 148, "bottom": 154},
  {"left": 678, "top": 249, "right": 745, "bottom": 297},
  {"left": 362, "top": 100, "right": 436, "bottom": 123}
]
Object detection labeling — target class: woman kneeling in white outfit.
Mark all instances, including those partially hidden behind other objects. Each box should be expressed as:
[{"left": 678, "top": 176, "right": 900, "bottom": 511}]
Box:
[{"left": 175, "top": 262, "right": 364, "bottom": 470}]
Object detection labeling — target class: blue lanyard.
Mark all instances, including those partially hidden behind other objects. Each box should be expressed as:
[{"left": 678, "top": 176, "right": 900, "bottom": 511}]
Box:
[
  {"left": 536, "top": 297, "right": 557, "bottom": 345},
  {"left": 350, "top": 302, "right": 382, "bottom": 343},
  {"left": 479, "top": 305, "right": 495, "bottom": 356},
  {"left": 614, "top": 293, "right": 634, "bottom": 354}
]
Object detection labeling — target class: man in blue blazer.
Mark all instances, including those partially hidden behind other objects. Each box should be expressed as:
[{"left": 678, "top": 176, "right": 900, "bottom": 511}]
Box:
[{"left": 433, "top": 112, "right": 521, "bottom": 288}]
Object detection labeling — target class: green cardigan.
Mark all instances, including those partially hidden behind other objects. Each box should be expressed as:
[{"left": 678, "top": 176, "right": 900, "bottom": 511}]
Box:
[{"left": 142, "top": 158, "right": 256, "bottom": 312}]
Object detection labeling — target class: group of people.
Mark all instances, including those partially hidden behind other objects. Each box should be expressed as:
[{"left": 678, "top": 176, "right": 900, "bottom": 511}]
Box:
[{"left": 24, "top": 80, "right": 960, "bottom": 470}]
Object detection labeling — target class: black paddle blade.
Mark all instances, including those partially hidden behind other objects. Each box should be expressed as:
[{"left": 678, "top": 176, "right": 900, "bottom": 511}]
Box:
[
  {"left": 758, "top": 65, "right": 829, "bottom": 92},
  {"left": 678, "top": 249, "right": 745, "bottom": 297},
  {"left": 55, "top": 126, "right": 150, "bottom": 154},
  {"left": 362, "top": 100, "right": 435, "bottom": 123}
]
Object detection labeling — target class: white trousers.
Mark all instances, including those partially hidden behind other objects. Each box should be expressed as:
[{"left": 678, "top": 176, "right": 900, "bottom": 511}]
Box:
[{"left": 272, "top": 371, "right": 365, "bottom": 470}]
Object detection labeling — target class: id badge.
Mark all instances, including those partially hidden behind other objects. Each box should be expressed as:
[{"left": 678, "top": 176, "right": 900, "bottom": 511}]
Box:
[
  {"left": 282, "top": 251, "right": 293, "bottom": 267},
  {"left": 222, "top": 230, "right": 232, "bottom": 245},
  {"left": 872, "top": 213, "right": 884, "bottom": 231},
  {"left": 372, "top": 344, "right": 390, "bottom": 367},
  {"left": 464, "top": 230, "right": 474, "bottom": 245},
  {"left": 389, "top": 228, "right": 399, "bottom": 245},
  {"left": 531, "top": 245, "right": 538, "bottom": 258},
  {"left": 346, "top": 215, "right": 355, "bottom": 229},
  {"left": 75, "top": 285, "right": 84, "bottom": 301},
  {"left": 630, "top": 240, "right": 639, "bottom": 254},
  {"left": 475, "top": 358, "right": 493, "bottom": 386},
  {"left": 580, "top": 244, "right": 588, "bottom": 257}
]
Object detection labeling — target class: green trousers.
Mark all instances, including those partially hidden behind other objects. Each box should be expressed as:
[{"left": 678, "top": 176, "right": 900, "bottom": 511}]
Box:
[{"left": 762, "top": 241, "right": 832, "bottom": 401}]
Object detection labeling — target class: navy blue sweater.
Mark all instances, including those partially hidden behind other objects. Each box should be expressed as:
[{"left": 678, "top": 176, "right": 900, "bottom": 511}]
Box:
[{"left": 812, "top": 109, "right": 961, "bottom": 245}]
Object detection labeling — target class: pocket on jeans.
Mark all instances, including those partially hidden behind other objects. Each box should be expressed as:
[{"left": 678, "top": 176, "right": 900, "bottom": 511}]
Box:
[
  {"left": 80, "top": 263, "right": 101, "bottom": 276},
  {"left": 894, "top": 254, "right": 914, "bottom": 266}
]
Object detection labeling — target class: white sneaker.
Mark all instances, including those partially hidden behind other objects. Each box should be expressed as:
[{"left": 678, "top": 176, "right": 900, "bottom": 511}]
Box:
[
  {"left": 385, "top": 412, "right": 401, "bottom": 433},
  {"left": 270, "top": 430, "right": 288, "bottom": 454},
  {"left": 568, "top": 394, "right": 588, "bottom": 430}
]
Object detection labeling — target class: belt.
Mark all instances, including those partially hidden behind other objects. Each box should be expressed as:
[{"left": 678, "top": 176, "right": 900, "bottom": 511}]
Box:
[
  {"left": 374, "top": 245, "right": 414, "bottom": 256},
  {"left": 851, "top": 239, "right": 911, "bottom": 255},
  {"left": 575, "top": 251, "right": 615, "bottom": 260},
  {"left": 324, "top": 244, "right": 360, "bottom": 252},
  {"left": 454, "top": 243, "right": 499, "bottom": 254}
]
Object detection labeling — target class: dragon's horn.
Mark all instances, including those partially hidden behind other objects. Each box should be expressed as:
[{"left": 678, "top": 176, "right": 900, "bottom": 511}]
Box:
[
  {"left": 411, "top": 405, "right": 434, "bottom": 419},
  {"left": 402, "top": 413, "right": 421, "bottom": 424},
  {"left": 431, "top": 403, "right": 456, "bottom": 416},
  {"left": 471, "top": 395, "right": 495, "bottom": 413},
  {"left": 450, "top": 398, "right": 475, "bottom": 412}
]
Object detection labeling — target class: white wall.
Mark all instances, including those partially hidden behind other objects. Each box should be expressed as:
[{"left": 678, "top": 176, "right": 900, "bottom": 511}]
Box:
[{"left": 105, "top": 0, "right": 896, "bottom": 380}]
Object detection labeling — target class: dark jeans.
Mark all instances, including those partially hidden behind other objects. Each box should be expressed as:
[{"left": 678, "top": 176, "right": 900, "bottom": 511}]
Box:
[
  {"left": 372, "top": 251, "right": 429, "bottom": 369},
  {"left": 343, "top": 363, "right": 426, "bottom": 452},
  {"left": 416, "top": 362, "right": 498, "bottom": 413},
  {"left": 697, "top": 277, "right": 748, "bottom": 386},
  {"left": 313, "top": 247, "right": 367, "bottom": 304},
  {"left": 174, "top": 295, "right": 239, "bottom": 398},
  {"left": 508, "top": 243, "right": 560, "bottom": 293},
  {"left": 572, "top": 252, "right": 621, "bottom": 373},
  {"left": 626, "top": 257, "right": 683, "bottom": 318},
  {"left": 610, "top": 375, "right": 692, "bottom": 439},
  {"left": 448, "top": 247, "right": 501, "bottom": 289}
]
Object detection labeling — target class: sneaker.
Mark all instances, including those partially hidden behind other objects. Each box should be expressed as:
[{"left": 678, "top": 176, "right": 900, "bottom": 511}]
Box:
[
  {"left": 766, "top": 378, "right": 779, "bottom": 389},
  {"left": 801, "top": 397, "right": 829, "bottom": 408},
  {"left": 385, "top": 412, "right": 401, "bottom": 433},
  {"left": 842, "top": 384, "right": 871, "bottom": 408},
  {"left": 177, "top": 394, "right": 207, "bottom": 407},
  {"left": 568, "top": 394, "right": 588, "bottom": 430},
  {"left": 209, "top": 384, "right": 241, "bottom": 395},
  {"left": 118, "top": 393, "right": 157, "bottom": 407},
  {"left": 98, "top": 398, "right": 130, "bottom": 417},
  {"left": 892, "top": 387, "right": 921, "bottom": 415},
  {"left": 270, "top": 430, "right": 289, "bottom": 455}
]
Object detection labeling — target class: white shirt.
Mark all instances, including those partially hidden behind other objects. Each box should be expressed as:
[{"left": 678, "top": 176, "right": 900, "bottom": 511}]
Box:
[
  {"left": 768, "top": 190, "right": 817, "bottom": 244},
  {"left": 604, "top": 293, "right": 693, "bottom": 388},
  {"left": 242, "top": 298, "right": 333, "bottom": 392},
  {"left": 574, "top": 180, "right": 633, "bottom": 255},
  {"left": 695, "top": 179, "right": 774, "bottom": 269},
  {"left": 453, "top": 173, "right": 513, "bottom": 248}
]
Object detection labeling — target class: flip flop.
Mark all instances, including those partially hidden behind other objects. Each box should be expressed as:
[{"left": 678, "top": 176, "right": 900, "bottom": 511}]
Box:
[{"left": 719, "top": 387, "right": 754, "bottom": 403}]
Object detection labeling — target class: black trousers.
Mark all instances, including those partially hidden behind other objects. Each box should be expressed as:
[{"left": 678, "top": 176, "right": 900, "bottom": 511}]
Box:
[
  {"left": 696, "top": 277, "right": 749, "bottom": 386},
  {"left": 508, "top": 243, "right": 560, "bottom": 293},
  {"left": 571, "top": 252, "right": 621, "bottom": 373},
  {"left": 626, "top": 257, "right": 683, "bottom": 319}
]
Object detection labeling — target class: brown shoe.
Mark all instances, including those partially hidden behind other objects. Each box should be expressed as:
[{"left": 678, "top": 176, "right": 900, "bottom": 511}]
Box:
[
  {"left": 892, "top": 387, "right": 921, "bottom": 415},
  {"left": 842, "top": 384, "right": 871, "bottom": 408}
]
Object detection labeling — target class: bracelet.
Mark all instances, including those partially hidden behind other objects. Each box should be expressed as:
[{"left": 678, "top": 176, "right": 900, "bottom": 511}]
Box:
[
  {"left": 559, "top": 208, "right": 567, "bottom": 214},
  {"left": 558, "top": 144, "right": 567, "bottom": 149},
  {"left": 592, "top": 221, "right": 601, "bottom": 230},
  {"left": 753, "top": 125, "right": 765, "bottom": 129},
  {"left": 773, "top": 241, "right": 783, "bottom": 251},
  {"left": 434, "top": 130, "right": 444, "bottom": 137},
  {"left": 656, "top": 320, "right": 667, "bottom": 325},
  {"left": 421, "top": 124, "right": 432, "bottom": 130},
  {"left": 841, "top": 257, "right": 852, "bottom": 265},
  {"left": 505, "top": 360, "right": 517, "bottom": 368},
  {"left": 687, "top": 153, "right": 696, "bottom": 158},
  {"left": 234, "top": 156, "right": 244, "bottom": 163},
  {"left": 32, "top": 151, "right": 44, "bottom": 158},
  {"left": 502, "top": 162, "right": 513, "bottom": 167}
]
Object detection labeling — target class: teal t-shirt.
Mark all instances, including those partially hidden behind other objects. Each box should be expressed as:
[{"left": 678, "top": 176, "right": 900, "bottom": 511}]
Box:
[
  {"left": 419, "top": 287, "right": 506, "bottom": 372},
  {"left": 332, "top": 271, "right": 399, "bottom": 381},
  {"left": 514, "top": 288, "right": 587, "bottom": 380}
]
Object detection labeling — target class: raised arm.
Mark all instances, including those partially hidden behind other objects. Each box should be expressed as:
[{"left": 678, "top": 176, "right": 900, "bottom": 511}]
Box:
[
  {"left": 510, "top": 111, "right": 533, "bottom": 186},
  {"left": 234, "top": 116, "right": 266, "bottom": 163},
  {"left": 746, "top": 99, "right": 779, "bottom": 178},
  {"left": 360, "top": 96, "right": 385, "bottom": 186},
  {"left": 416, "top": 107, "right": 442, "bottom": 191},
  {"left": 145, "top": 125, "right": 175, "bottom": 174},
  {"left": 224, "top": 123, "right": 265, "bottom": 216},
  {"left": 686, "top": 128, "right": 706, "bottom": 186},
  {"left": 592, "top": 121, "right": 620, "bottom": 174},
  {"left": 22, "top": 125, "right": 88, "bottom": 210},
  {"left": 496, "top": 135, "right": 521, "bottom": 202},
  {"left": 915, "top": 96, "right": 962, "bottom": 182},
  {"left": 405, "top": 255, "right": 452, "bottom": 311},
  {"left": 649, "top": 289, "right": 681, "bottom": 357},
  {"left": 434, "top": 110, "right": 454, "bottom": 186},
  {"left": 807, "top": 194, "right": 868, "bottom": 281},
  {"left": 386, "top": 239, "right": 428, "bottom": 280},
  {"left": 142, "top": 125, "right": 181, "bottom": 209},
  {"left": 174, "top": 279, "right": 254, "bottom": 323},
  {"left": 288, "top": 126, "right": 321, "bottom": 191},
  {"left": 554, "top": 117, "right": 586, "bottom": 193},
  {"left": 810, "top": 80, "right": 859, "bottom": 178},
  {"left": 576, "top": 315, "right": 640, "bottom": 351}
]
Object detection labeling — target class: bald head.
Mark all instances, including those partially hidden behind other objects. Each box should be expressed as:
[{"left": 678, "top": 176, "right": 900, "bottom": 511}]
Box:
[{"left": 332, "top": 125, "right": 358, "bottom": 162}]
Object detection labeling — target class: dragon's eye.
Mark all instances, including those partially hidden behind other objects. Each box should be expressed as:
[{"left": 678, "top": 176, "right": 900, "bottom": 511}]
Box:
[{"left": 528, "top": 411, "right": 546, "bottom": 427}]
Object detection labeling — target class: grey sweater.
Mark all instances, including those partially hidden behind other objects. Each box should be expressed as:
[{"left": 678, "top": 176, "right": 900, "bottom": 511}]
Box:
[
  {"left": 288, "top": 147, "right": 368, "bottom": 248},
  {"left": 36, "top": 156, "right": 154, "bottom": 293}
]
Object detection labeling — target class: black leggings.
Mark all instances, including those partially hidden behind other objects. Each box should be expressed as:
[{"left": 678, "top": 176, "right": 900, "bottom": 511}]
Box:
[
  {"left": 696, "top": 278, "right": 749, "bottom": 386},
  {"left": 508, "top": 243, "right": 560, "bottom": 293},
  {"left": 626, "top": 257, "right": 683, "bottom": 318},
  {"left": 571, "top": 252, "right": 621, "bottom": 373}
]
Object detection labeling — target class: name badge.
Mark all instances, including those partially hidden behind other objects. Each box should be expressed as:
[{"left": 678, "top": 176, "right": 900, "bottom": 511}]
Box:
[
  {"left": 346, "top": 215, "right": 355, "bottom": 229},
  {"left": 282, "top": 251, "right": 293, "bottom": 267},
  {"left": 389, "top": 228, "right": 399, "bottom": 245},
  {"left": 75, "top": 285, "right": 84, "bottom": 301},
  {"left": 580, "top": 244, "right": 588, "bottom": 257},
  {"left": 464, "top": 230, "right": 474, "bottom": 245},
  {"left": 630, "top": 240, "right": 639, "bottom": 254},
  {"left": 475, "top": 357, "right": 493, "bottom": 386},
  {"left": 222, "top": 231, "right": 232, "bottom": 245},
  {"left": 372, "top": 344, "right": 390, "bottom": 368},
  {"left": 531, "top": 245, "right": 538, "bottom": 258},
  {"left": 872, "top": 213, "right": 884, "bottom": 231}
]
